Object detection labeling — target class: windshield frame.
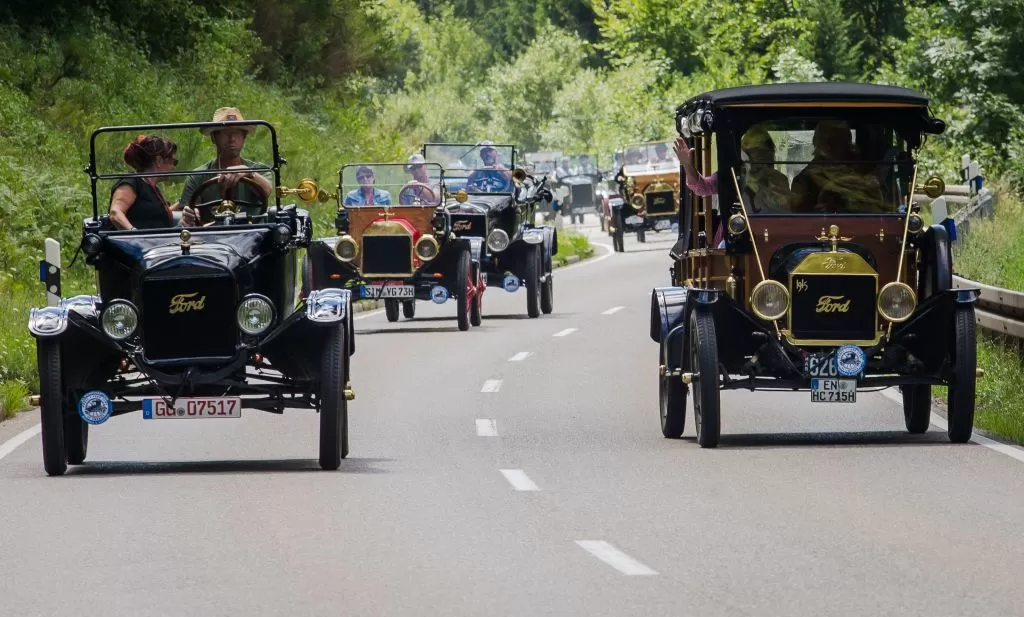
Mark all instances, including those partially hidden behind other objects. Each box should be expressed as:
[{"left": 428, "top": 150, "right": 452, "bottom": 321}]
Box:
[
  {"left": 421, "top": 142, "right": 518, "bottom": 195},
  {"left": 338, "top": 162, "right": 446, "bottom": 208}
]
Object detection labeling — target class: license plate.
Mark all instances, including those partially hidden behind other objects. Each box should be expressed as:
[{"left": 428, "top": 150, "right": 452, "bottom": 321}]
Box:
[
  {"left": 625, "top": 215, "right": 643, "bottom": 225},
  {"left": 360, "top": 284, "right": 415, "bottom": 299},
  {"left": 804, "top": 352, "right": 838, "bottom": 377},
  {"left": 654, "top": 219, "right": 671, "bottom": 230},
  {"left": 810, "top": 379, "right": 856, "bottom": 403},
  {"left": 143, "top": 397, "right": 242, "bottom": 419}
]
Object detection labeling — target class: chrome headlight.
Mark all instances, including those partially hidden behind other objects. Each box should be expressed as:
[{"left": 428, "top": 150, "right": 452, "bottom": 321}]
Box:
[
  {"left": 750, "top": 280, "right": 790, "bottom": 321},
  {"left": 415, "top": 234, "right": 440, "bottom": 261},
  {"left": 101, "top": 301, "right": 139, "bottom": 341},
  {"left": 237, "top": 294, "right": 274, "bottom": 335},
  {"left": 727, "top": 214, "right": 748, "bottom": 236},
  {"left": 487, "top": 229, "right": 510, "bottom": 252},
  {"left": 877, "top": 282, "right": 917, "bottom": 323},
  {"left": 522, "top": 229, "right": 544, "bottom": 245},
  {"left": 28, "top": 306, "right": 69, "bottom": 336},
  {"left": 334, "top": 235, "right": 358, "bottom": 262},
  {"left": 306, "top": 288, "right": 350, "bottom": 323}
]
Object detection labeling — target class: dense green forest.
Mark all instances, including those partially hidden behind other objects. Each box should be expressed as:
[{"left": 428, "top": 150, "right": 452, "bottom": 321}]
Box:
[{"left": 1, "top": 0, "right": 1024, "bottom": 405}]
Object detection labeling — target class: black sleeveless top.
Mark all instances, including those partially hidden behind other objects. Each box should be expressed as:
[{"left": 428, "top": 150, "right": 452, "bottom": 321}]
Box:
[{"left": 111, "top": 176, "right": 173, "bottom": 229}]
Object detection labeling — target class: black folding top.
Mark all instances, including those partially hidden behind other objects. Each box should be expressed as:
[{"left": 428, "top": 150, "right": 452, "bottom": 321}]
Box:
[{"left": 678, "top": 82, "right": 930, "bottom": 111}]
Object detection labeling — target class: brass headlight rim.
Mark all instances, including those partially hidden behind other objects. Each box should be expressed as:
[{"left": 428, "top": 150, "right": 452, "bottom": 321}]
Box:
[
  {"left": 630, "top": 194, "right": 645, "bottom": 210},
  {"left": 750, "top": 280, "right": 791, "bottom": 322},
  {"left": 415, "top": 234, "right": 440, "bottom": 261},
  {"left": 334, "top": 234, "right": 359, "bottom": 262},
  {"left": 877, "top": 281, "right": 917, "bottom": 323},
  {"left": 727, "top": 213, "right": 748, "bottom": 236}
]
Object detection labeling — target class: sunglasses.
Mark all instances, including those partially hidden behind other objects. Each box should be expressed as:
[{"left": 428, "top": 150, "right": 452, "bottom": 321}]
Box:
[{"left": 357, "top": 174, "right": 373, "bottom": 180}]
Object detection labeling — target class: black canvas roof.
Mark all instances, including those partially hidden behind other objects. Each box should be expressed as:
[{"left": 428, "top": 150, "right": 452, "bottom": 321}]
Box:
[{"left": 678, "top": 82, "right": 930, "bottom": 112}]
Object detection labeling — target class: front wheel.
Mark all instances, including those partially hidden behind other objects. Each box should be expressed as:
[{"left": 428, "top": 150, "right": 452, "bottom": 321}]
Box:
[
  {"left": 660, "top": 362, "right": 687, "bottom": 439},
  {"left": 689, "top": 310, "right": 721, "bottom": 448},
  {"left": 470, "top": 262, "right": 483, "bottom": 327},
  {"left": 525, "top": 245, "right": 541, "bottom": 318},
  {"left": 902, "top": 385, "right": 931, "bottom": 434},
  {"left": 402, "top": 300, "right": 416, "bottom": 320},
  {"left": 455, "top": 248, "right": 471, "bottom": 331},
  {"left": 947, "top": 305, "right": 977, "bottom": 443},
  {"left": 637, "top": 229, "right": 647, "bottom": 243},
  {"left": 599, "top": 216, "right": 606, "bottom": 232},
  {"left": 318, "top": 323, "right": 350, "bottom": 470},
  {"left": 384, "top": 299, "right": 400, "bottom": 323},
  {"left": 37, "top": 339, "right": 67, "bottom": 476},
  {"left": 611, "top": 212, "right": 625, "bottom": 253}
]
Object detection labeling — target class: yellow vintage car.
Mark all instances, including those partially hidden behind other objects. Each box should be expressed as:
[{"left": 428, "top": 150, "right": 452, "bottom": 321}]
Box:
[{"left": 610, "top": 140, "right": 679, "bottom": 252}]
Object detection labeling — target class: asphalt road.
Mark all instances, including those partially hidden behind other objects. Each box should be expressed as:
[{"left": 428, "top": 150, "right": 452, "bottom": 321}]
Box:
[{"left": 2, "top": 220, "right": 1023, "bottom": 617}]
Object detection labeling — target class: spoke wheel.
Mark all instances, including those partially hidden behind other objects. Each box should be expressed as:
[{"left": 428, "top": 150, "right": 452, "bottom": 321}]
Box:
[
  {"left": 64, "top": 414, "right": 88, "bottom": 466},
  {"left": 470, "top": 263, "right": 483, "bottom": 327},
  {"left": 947, "top": 305, "right": 977, "bottom": 443},
  {"left": 318, "top": 323, "right": 349, "bottom": 470},
  {"left": 660, "top": 354, "right": 687, "bottom": 439},
  {"left": 37, "top": 340, "right": 67, "bottom": 476},
  {"left": 384, "top": 299, "right": 400, "bottom": 322},
  {"left": 455, "top": 249, "right": 471, "bottom": 331},
  {"left": 689, "top": 310, "right": 721, "bottom": 448},
  {"left": 402, "top": 300, "right": 416, "bottom": 320},
  {"left": 902, "top": 385, "right": 932, "bottom": 433},
  {"left": 525, "top": 245, "right": 541, "bottom": 318}
]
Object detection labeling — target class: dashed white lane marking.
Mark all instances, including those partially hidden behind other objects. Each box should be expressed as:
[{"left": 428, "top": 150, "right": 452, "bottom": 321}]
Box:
[
  {"left": 481, "top": 379, "right": 503, "bottom": 393},
  {"left": 576, "top": 541, "right": 658, "bottom": 576},
  {"left": 0, "top": 424, "right": 41, "bottom": 462},
  {"left": 602, "top": 306, "right": 624, "bottom": 315},
  {"left": 553, "top": 328, "right": 578, "bottom": 337},
  {"left": 879, "top": 389, "right": 1024, "bottom": 464},
  {"left": 508, "top": 352, "right": 532, "bottom": 362},
  {"left": 476, "top": 419, "right": 498, "bottom": 437},
  {"left": 500, "top": 469, "right": 540, "bottom": 491}
]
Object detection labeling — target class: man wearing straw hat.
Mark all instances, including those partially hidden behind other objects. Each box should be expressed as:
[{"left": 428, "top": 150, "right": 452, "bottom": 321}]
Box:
[{"left": 179, "top": 107, "right": 274, "bottom": 226}]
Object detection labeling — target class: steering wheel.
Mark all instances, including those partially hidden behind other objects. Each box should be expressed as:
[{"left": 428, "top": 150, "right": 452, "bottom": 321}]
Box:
[
  {"left": 465, "top": 168, "right": 512, "bottom": 193},
  {"left": 398, "top": 182, "right": 438, "bottom": 205},
  {"left": 187, "top": 175, "right": 269, "bottom": 225}
]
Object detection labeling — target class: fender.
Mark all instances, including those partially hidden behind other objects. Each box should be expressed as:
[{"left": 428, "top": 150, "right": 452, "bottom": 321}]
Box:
[
  {"left": 543, "top": 226, "right": 557, "bottom": 258},
  {"left": 650, "top": 286, "right": 688, "bottom": 343},
  {"left": 922, "top": 224, "right": 952, "bottom": 295},
  {"left": 28, "top": 295, "right": 101, "bottom": 339}
]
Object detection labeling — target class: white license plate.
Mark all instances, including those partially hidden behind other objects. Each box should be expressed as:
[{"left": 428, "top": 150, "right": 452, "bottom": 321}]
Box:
[
  {"left": 625, "top": 215, "right": 643, "bottom": 225},
  {"left": 654, "top": 219, "right": 671, "bottom": 231},
  {"left": 361, "top": 285, "right": 415, "bottom": 299},
  {"left": 143, "top": 397, "right": 242, "bottom": 419},
  {"left": 810, "top": 379, "right": 856, "bottom": 403}
]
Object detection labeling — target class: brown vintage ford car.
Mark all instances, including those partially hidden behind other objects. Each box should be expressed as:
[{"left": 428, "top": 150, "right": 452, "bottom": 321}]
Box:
[{"left": 650, "top": 82, "right": 979, "bottom": 447}]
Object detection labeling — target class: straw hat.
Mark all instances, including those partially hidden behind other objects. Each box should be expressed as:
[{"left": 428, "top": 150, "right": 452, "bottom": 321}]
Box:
[{"left": 201, "top": 107, "right": 257, "bottom": 136}]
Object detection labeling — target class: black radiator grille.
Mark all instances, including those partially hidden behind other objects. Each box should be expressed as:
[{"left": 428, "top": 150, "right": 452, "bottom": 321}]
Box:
[
  {"left": 450, "top": 214, "right": 487, "bottom": 238},
  {"left": 645, "top": 190, "right": 675, "bottom": 215},
  {"left": 362, "top": 234, "right": 413, "bottom": 276},
  {"left": 140, "top": 270, "right": 237, "bottom": 361},
  {"left": 790, "top": 274, "right": 877, "bottom": 342}
]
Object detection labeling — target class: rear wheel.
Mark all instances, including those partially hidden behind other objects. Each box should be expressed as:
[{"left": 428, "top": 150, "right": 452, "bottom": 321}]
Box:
[
  {"left": 902, "top": 385, "right": 931, "bottom": 433},
  {"left": 384, "top": 299, "right": 400, "bottom": 323},
  {"left": 525, "top": 245, "right": 541, "bottom": 318},
  {"left": 540, "top": 254, "right": 554, "bottom": 315},
  {"left": 37, "top": 340, "right": 67, "bottom": 476},
  {"left": 402, "top": 300, "right": 416, "bottom": 320},
  {"left": 947, "top": 305, "right": 977, "bottom": 443},
  {"left": 470, "top": 262, "right": 483, "bottom": 327},
  {"left": 455, "top": 249, "right": 471, "bottom": 331},
  {"left": 638, "top": 229, "right": 647, "bottom": 243},
  {"left": 689, "top": 310, "right": 720, "bottom": 448},
  {"left": 660, "top": 354, "right": 687, "bottom": 439},
  {"left": 318, "top": 323, "right": 349, "bottom": 470}
]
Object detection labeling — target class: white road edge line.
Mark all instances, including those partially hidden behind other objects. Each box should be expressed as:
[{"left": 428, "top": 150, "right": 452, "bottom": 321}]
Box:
[
  {"left": 0, "top": 424, "right": 41, "bottom": 462},
  {"left": 576, "top": 541, "right": 658, "bottom": 576},
  {"left": 508, "top": 352, "right": 532, "bottom": 362},
  {"left": 476, "top": 419, "right": 498, "bottom": 437},
  {"left": 481, "top": 379, "right": 503, "bottom": 393},
  {"left": 602, "top": 306, "right": 624, "bottom": 315},
  {"left": 554, "top": 242, "right": 614, "bottom": 273},
  {"left": 500, "top": 469, "right": 540, "bottom": 491},
  {"left": 553, "top": 328, "right": 578, "bottom": 338},
  {"left": 353, "top": 308, "right": 386, "bottom": 321},
  {"left": 878, "top": 388, "right": 1024, "bottom": 464}
]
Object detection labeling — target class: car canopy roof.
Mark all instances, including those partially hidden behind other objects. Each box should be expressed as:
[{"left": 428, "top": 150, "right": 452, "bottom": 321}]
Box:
[{"left": 677, "top": 82, "right": 930, "bottom": 110}]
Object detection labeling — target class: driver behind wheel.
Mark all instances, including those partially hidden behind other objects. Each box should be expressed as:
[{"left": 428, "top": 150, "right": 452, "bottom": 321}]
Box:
[
  {"left": 343, "top": 166, "right": 393, "bottom": 206},
  {"left": 178, "top": 107, "right": 273, "bottom": 226},
  {"left": 400, "top": 154, "right": 440, "bottom": 205},
  {"left": 465, "top": 140, "right": 512, "bottom": 192}
]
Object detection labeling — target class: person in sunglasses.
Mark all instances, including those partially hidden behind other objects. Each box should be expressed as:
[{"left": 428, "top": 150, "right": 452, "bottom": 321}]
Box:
[
  {"left": 343, "top": 165, "right": 393, "bottom": 206},
  {"left": 108, "top": 134, "right": 179, "bottom": 230}
]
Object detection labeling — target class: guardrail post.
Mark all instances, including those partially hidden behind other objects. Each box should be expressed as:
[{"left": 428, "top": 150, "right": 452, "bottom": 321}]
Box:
[{"left": 40, "top": 238, "right": 61, "bottom": 307}]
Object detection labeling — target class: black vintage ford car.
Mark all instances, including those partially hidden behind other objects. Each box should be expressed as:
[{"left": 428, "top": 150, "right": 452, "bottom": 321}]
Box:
[
  {"left": 27, "top": 121, "right": 355, "bottom": 475},
  {"left": 422, "top": 142, "right": 558, "bottom": 318},
  {"left": 650, "top": 83, "right": 979, "bottom": 447}
]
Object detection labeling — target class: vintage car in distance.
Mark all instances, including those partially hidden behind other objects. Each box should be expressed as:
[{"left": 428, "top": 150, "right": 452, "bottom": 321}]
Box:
[
  {"left": 423, "top": 142, "right": 558, "bottom": 318},
  {"left": 524, "top": 150, "right": 562, "bottom": 222},
  {"left": 27, "top": 120, "right": 354, "bottom": 476},
  {"left": 598, "top": 150, "right": 624, "bottom": 233},
  {"left": 554, "top": 153, "right": 602, "bottom": 225},
  {"left": 650, "top": 82, "right": 978, "bottom": 447},
  {"left": 611, "top": 140, "right": 680, "bottom": 252},
  {"left": 299, "top": 163, "right": 484, "bottom": 331}
]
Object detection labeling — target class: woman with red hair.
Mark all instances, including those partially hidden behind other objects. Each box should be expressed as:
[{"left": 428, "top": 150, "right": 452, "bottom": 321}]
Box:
[{"left": 109, "top": 134, "right": 178, "bottom": 230}]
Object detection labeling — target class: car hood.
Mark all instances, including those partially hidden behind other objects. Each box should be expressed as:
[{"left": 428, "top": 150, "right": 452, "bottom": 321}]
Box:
[{"left": 104, "top": 228, "right": 272, "bottom": 272}]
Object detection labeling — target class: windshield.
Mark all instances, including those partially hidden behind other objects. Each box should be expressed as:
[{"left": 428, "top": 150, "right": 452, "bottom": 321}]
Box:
[
  {"left": 339, "top": 163, "right": 444, "bottom": 207},
  {"left": 422, "top": 143, "right": 516, "bottom": 194},
  {"left": 524, "top": 151, "right": 561, "bottom": 174},
  {"left": 622, "top": 141, "right": 677, "bottom": 174},
  {"left": 734, "top": 118, "right": 914, "bottom": 215}
]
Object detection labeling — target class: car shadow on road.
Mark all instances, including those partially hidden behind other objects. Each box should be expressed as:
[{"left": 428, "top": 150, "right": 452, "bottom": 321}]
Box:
[
  {"left": 64, "top": 457, "right": 394, "bottom": 476},
  {"left": 694, "top": 431, "right": 955, "bottom": 449}
]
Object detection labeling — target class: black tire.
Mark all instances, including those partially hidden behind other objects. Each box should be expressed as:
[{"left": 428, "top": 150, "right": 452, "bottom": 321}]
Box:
[
  {"left": 455, "top": 248, "right": 471, "bottom": 331},
  {"left": 525, "top": 245, "right": 541, "bottom": 318},
  {"left": 540, "top": 257, "right": 554, "bottom": 315},
  {"left": 402, "top": 300, "right": 416, "bottom": 320},
  {"left": 65, "top": 414, "right": 88, "bottom": 465},
  {"left": 947, "top": 305, "right": 977, "bottom": 443},
  {"left": 689, "top": 310, "right": 721, "bottom": 448},
  {"left": 318, "top": 323, "right": 349, "bottom": 470},
  {"left": 384, "top": 299, "right": 400, "bottom": 322},
  {"left": 37, "top": 339, "right": 67, "bottom": 476},
  {"left": 300, "top": 253, "right": 313, "bottom": 299},
  {"left": 660, "top": 356, "right": 687, "bottom": 438},
  {"left": 470, "top": 263, "right": 483, "bottom": 327},
  {"left": 638, "top": 229, "right": 647, "bottom": 243},
  {"left": 902, "top": 385, "right": 932, "bottom": 434},
  {"left": 612, "top": 211, "right": 625, "bottom": 253},
  {"left": 599, "top": 216, "right": 605, "bottom": 232},
  {"left": 578, "top": 213, "right": 585, "bottom": 224}
]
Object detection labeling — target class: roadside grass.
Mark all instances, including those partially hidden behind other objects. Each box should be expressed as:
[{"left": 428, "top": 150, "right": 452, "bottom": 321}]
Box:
[
  {"left": 555, "top": 230, "right": 594, "bottom": 266},
  {"left": 952, "top": 191, "right": 1024, "bottom": 290}
]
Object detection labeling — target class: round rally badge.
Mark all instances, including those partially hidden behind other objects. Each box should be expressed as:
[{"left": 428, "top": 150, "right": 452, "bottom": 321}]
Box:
[
  {"left": 835, "top": 345, "right": 866, "bottom": 377},
  {"left": 78, "top": 391, "right": 113, "bottom": 425},
  {"left": 430, "top": 286, "right": 449, "bottom": 304},
  {"left": 503, "top": 275, "right": 521, "bottom": 293}
]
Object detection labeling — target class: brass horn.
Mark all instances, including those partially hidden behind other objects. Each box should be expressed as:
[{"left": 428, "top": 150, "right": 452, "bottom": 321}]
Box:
[
  {"left": 512, "top": 168, "right": 529, "bottom": 184},
  {"left": 277, "top": 178, "right": 335, "bottom": 204},
  {"left": 916, "top": 175, "right": 945, "bottom": 199}
]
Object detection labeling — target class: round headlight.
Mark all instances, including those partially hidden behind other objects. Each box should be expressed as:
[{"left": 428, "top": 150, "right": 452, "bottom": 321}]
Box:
[
  {"left": 631, "top": 194, "right": 645, "bottom": 210},
  {"left": 727, "top": 214, "right": 748, "bottom": 236},
  {"left": 102, "top": 301, "right": 139, "bottom": 341},
  {"left": 334, "top": 235, "right": 358, "bottom": 262},
  {"left": 907, "top": 213, "right": 925, "bottom": 236},
  {"left": 237, "top": 294, "right": 274, "bottom": 335},
  {"left": 750, "top": 280, "right": 790, "bottom": 321},
  {"left": 877, "top": 282, "right": 917, "bottom": 323},
  {"left": 416, "top": 234, "right": 440, "bottom": 261},
  {"left": 486, "top": 229, "right": 510, "bottom": 253}
]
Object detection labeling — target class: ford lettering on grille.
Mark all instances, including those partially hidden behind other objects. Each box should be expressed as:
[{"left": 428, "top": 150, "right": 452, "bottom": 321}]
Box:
[{"left": 791, "top": 275, "right": 875, "bottom": 341}]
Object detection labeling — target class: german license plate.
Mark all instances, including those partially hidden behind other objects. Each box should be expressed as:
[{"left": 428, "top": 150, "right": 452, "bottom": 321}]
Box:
[
  {"left": 360, "top": 284, "right": 414, "bottom": 299},
  {"left": 810, "top": 379, "right": 857, "bottom": 403},
  {"left": 143, "top": 397, "right": 241, "bottom": 419}
]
